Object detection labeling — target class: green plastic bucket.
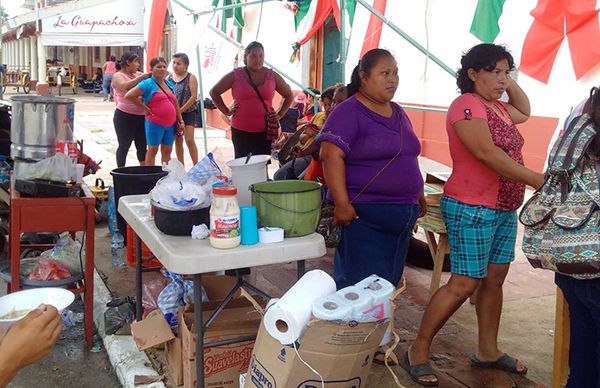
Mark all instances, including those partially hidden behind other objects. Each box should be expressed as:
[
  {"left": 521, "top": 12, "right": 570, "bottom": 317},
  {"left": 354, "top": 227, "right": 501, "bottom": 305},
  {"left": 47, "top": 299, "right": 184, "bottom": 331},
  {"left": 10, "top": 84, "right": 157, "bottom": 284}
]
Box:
[{"left": 250, "top": 180, "right": 322, "bottom": 237}]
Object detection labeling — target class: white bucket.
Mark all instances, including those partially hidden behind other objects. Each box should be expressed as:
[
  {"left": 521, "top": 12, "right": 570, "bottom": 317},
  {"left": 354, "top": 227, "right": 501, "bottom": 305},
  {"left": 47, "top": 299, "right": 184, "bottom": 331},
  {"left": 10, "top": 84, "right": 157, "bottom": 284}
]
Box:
[{"left": 226, "top": 154, "right": 271, "bottom": 206}]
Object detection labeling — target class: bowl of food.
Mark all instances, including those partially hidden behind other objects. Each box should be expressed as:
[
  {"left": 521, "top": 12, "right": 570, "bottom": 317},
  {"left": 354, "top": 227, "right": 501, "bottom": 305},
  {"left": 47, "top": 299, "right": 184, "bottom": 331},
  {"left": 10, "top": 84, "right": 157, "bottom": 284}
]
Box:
[{"left": 0, "top": 288, "right": 75, "bottom": 328}]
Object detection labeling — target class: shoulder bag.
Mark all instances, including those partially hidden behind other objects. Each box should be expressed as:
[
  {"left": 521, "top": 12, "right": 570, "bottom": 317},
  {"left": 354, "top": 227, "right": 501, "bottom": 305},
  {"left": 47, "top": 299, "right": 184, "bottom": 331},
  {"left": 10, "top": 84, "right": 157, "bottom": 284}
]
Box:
[
  {"left": 318, "top": 111, "right": 404, "bottom": 247},
  {"left": 243, "top": 67, "right": 280, "bottom": 141}
]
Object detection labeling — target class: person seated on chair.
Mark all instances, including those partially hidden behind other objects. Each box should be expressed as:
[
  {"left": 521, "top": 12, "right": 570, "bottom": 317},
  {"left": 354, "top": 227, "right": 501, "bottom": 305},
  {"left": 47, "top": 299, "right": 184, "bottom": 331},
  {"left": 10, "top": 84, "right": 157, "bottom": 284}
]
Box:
[{"left": 273, "top": 85, "right": 341, "bottom": 180}]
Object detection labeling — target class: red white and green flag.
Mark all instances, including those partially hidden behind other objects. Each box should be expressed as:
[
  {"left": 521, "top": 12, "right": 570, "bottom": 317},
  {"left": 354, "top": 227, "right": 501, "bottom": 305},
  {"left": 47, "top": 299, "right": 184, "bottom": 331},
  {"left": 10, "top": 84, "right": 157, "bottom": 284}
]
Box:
[
  {"left": 293, "top": 0, "right": 356, "bottom": 45},
  {"left": 470, "top": 0, "right": 506, "bottom": 43}
]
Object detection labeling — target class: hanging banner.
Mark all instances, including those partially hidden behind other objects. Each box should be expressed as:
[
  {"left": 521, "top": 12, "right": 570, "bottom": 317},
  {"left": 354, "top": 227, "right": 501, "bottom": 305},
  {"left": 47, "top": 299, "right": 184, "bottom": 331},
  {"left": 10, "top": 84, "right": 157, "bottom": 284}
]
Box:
[
  {"left": 191, "top": 24, "right": 240, "bottom": 91},
  {"left": 40, "top": 0, "right": 144, "bottom": 46}
]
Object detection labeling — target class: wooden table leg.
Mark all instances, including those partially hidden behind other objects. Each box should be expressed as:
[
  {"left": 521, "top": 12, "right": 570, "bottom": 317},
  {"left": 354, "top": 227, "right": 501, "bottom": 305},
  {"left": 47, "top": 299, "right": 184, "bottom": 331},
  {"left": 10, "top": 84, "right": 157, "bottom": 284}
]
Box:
[
  {"left": 552, "top": 287, "right": 570, "bottom": 388},
  {"left": 429, "top": 234, "right": 448, "bottom": 295},
  {"left": 84, "top": 203, "right": 95, "bottom": 347}
]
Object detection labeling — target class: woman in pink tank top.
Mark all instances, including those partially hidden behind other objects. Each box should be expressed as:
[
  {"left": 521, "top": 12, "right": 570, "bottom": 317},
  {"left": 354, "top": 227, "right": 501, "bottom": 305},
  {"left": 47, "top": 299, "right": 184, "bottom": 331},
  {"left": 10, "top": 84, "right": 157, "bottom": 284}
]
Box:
[
  {"left": 210, "top": 41, "right": 294, "bottom": 158},
  {"left": 111, "top": 51, "right": 149, "bottom": 167}
]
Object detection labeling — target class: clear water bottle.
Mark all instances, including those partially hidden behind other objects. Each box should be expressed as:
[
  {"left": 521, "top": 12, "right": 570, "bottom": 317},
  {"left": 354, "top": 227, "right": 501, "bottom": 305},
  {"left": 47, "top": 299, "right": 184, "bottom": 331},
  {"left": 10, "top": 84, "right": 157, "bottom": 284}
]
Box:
[
  {"left": 107, "top": 186, "right": 118, "bottom": 236},
  {"left": 111, "top": 231, "right": 125, "bottom": 267}
]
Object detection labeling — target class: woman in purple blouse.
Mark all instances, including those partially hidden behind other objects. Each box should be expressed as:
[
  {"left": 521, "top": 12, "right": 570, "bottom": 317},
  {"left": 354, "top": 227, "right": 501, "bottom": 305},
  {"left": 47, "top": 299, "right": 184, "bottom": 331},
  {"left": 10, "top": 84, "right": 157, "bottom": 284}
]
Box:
[{"left": 318, "top": 48, "right": 426, "bottom": 291}]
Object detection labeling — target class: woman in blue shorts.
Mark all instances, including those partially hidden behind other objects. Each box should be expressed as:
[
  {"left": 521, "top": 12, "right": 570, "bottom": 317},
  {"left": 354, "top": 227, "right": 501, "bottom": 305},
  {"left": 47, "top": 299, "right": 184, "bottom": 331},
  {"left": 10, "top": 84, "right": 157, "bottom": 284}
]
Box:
[{"left": 126, "top": 57, "right": 185, "bottom": 166}]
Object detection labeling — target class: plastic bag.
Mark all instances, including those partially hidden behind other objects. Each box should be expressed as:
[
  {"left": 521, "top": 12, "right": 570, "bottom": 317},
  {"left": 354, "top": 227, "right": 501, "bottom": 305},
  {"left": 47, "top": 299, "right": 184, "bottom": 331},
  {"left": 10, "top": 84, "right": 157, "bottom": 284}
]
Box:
[
  {"left": 43, "top": 233, "right": 84, "bottom": 273},
  {"left": 187, "top": 152, "right": 222, "bottom": 185},
  {"left": 157, "top": 270, "right": 208, "bottom": 331},
  {"left": 28, "top": 258, "right": 72, "bottom": 281},
  {"left": 150, "top": 159, "right": 207, "bottom": 211},
  {"left": 142, "top": 276, "right": 168, "bottom": 318},
  {"left": 18, "top": 152, "right": 74, "bottom": 182},
  {"left": 104, "top": 296, "right": 135, "bottom": 335}
]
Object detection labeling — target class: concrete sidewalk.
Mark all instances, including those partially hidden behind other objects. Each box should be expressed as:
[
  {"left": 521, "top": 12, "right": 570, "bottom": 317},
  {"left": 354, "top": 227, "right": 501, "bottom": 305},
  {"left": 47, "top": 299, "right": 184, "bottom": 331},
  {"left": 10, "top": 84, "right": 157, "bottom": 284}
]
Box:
[{"left": 5, "top": 89, "right": 558, "bottom": 387}]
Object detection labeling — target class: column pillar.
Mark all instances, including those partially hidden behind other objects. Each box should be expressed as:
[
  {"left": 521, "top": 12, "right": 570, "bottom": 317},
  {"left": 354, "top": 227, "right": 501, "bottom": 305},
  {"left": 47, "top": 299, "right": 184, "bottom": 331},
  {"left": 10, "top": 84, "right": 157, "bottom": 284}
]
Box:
[
  {"left": 18, "top": 39, "right": 25, "bottom": 71},
  {"left": 36, "top": 36, "right": 48, "bottom": 95},
  {"left": 29, "top": 36, "right": 38, "bottom": 82},
  {"left": 24, "top": 38, "right": 31, "bottom": 72}
]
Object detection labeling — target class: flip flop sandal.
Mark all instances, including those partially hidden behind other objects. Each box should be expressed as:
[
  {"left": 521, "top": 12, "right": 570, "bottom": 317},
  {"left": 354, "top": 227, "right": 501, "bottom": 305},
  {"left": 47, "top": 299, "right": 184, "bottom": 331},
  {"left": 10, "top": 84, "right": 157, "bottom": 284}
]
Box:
[
  {"left": 469, "top": 353, "right": 528, "bottom": 375},
  {"left": 372, "top": 350, "right": 398, "bottom": 366},
  {"left": 401, "top": 351, "right": 439, "bottom": 386}
]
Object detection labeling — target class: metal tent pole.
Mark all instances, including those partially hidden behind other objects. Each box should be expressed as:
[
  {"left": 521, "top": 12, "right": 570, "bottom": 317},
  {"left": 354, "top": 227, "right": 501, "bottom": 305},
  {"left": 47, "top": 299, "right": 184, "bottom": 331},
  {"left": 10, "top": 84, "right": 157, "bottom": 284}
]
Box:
[{"left": 356, "top": 0, "right": 457, "bottom": 78}]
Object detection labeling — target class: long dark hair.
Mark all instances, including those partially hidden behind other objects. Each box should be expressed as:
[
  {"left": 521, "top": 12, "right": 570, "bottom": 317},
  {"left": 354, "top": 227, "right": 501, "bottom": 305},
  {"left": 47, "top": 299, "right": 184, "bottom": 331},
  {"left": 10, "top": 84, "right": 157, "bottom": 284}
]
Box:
[
  {"left": 116, "top": 51, "right": 139, "bottom": 71},
  {"left": 346, "top": 48, "right": 394, "bottom": 97},
  {"left": 456, "top": 44, "right": 515, "bottom": 94}
]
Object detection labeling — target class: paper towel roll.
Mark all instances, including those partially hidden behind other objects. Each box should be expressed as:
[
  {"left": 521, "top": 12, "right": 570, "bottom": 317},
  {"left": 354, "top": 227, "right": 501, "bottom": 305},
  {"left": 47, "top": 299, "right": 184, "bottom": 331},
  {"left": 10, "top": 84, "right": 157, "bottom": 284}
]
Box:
[
  {"left": 338, "top": 286, "right": 373, "bottom": 322},
  {"left": 264, "top": 270, "right": 336, "bottom": 344},
  {"left": 356, "top": 274, "right": 395, "bottom": 345},
  {"left": 312, "top": 294, "right": 353, "bottom": 321}
]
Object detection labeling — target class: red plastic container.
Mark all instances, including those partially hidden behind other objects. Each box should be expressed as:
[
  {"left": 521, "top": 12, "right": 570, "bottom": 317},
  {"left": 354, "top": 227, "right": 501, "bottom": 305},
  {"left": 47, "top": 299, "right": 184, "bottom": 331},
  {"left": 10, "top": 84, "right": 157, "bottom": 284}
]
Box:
[{"left": 126, "top": 224, "right": 162, "bottom": 268}]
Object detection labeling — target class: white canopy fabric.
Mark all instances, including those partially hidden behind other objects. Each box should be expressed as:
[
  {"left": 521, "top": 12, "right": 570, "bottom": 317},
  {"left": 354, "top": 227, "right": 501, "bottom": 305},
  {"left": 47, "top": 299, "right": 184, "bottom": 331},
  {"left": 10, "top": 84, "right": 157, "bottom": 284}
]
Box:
[{"left": 40, "top": 32, "right": 144, "bottom": 47}]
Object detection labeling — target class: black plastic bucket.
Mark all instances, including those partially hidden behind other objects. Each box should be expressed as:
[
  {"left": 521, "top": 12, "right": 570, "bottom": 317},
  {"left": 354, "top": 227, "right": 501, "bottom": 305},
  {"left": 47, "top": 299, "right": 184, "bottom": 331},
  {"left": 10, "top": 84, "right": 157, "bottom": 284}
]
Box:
[
  {"left": 153, "top": 204, "right": 210, "bottom": 236},
  {"left": 111, "top": 166, "right": 167, "bottom": 236}
]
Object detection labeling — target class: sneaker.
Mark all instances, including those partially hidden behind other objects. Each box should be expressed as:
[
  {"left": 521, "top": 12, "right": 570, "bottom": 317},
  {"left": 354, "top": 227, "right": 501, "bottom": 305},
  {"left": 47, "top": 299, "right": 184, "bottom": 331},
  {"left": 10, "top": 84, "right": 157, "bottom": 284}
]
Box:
[{"left": 102, "top": 97, "right": 108, "bottom": 101}]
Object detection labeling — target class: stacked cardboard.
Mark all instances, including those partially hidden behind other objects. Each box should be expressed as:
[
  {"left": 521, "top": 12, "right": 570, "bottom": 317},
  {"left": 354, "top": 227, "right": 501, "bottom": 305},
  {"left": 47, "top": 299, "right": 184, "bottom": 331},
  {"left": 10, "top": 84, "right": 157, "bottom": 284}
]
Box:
[{"left": 131, "top": 275, "right": 263, "bottom": 388}]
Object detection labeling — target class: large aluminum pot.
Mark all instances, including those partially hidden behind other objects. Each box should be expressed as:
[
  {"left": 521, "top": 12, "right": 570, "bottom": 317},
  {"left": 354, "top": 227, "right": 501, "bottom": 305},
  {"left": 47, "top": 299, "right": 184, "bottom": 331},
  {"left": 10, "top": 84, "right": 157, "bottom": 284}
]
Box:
[{"left": 10, "top": 96, "right": 75, "bottom": 161}]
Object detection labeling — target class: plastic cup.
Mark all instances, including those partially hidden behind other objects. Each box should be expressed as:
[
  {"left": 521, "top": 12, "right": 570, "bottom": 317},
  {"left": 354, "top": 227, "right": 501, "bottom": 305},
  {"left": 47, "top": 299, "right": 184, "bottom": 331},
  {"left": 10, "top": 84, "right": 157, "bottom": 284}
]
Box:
[
  {"left": 75, "top": 164, "right": 85, "bottom": 183},
  {"left": 240, "top": 206, "right": 259, "bottom": 245}
]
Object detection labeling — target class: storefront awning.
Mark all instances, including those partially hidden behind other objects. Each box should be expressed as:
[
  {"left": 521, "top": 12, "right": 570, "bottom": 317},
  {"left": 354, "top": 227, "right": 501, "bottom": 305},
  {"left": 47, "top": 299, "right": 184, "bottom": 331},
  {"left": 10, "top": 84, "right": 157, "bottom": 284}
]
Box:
[{"left": 40, "top": 0, "right": 144, "bottom": 47}]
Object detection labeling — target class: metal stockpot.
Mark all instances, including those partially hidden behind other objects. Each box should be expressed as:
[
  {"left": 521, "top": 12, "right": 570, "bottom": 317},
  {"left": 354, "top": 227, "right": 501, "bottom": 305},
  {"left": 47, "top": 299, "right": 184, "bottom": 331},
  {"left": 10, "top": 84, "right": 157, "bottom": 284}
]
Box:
[{"left": 10, "top": 96, "right": 75, "bottom": 161}]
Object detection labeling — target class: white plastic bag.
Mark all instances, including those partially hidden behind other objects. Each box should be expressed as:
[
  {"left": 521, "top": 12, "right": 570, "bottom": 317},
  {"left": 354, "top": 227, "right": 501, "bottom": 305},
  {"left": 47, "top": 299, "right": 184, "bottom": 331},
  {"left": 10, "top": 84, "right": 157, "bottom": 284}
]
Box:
[
  {"left": 187, "top": 152, "right": 222, "bottom": 185},
  {"left": 20, "top": 153, "right": 74, "bottom": 182},
  {"left": 150, "top": 159, "right": 208, "bottom": 211}
]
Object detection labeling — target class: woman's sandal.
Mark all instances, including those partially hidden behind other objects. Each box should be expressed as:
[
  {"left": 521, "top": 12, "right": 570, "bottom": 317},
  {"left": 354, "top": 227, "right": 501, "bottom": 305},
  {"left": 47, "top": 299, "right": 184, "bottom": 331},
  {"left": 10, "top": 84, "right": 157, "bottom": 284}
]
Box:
[
  {"left": 373, "top": 350, "right": 398, "bottom": 366},
  {"left": 469, "top": 353, "right": 528, "bottom": 375},
  {"left": 401, "top": 351, "right": 439, "bottom": 386}
]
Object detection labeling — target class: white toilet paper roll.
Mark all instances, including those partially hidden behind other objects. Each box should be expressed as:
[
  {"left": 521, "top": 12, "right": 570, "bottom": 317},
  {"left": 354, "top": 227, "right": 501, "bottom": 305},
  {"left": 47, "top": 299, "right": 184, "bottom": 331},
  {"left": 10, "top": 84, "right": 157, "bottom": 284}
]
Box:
[
  {"left": 356, "top": 275, "right": 395, "bottom": 320},
  {"left": 337, "top": 286, "right": 374, "bottom": 322},
  {"left": 264, "top": 270, "right": 336, "bottom": 345},
  {"left": 356, "top": 274, "right": 395, "bottom": 345},
  {"left": 312, "top": 294, "right": 353, "bottom": 321}
]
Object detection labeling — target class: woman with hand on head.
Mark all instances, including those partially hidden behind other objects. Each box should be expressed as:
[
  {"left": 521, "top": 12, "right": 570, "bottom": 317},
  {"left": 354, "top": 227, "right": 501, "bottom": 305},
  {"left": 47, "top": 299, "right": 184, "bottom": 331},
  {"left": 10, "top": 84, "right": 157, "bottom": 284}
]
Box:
[
  {"left": 111, "top": 51, "right": 149, "bottom": 167},
  {"left": 318, "top": 48, "right": 426, "bottom": 297},
  {"left": 210, "top": 41, "right": 294, "bottom": 158},
  {"left": 126, "top": 57, "right": 185, "bottom": 166},
  {"left": 170, "top": 53, "right": 200, "bottom": 165},
  {"left": 405, "top": 44, "right": 544, "bottom": 386}
]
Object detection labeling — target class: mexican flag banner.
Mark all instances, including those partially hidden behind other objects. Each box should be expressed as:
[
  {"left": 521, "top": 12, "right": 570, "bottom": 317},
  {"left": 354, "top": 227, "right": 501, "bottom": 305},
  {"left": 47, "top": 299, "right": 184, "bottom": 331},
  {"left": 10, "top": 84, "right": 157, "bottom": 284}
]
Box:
[
  {"left": 294, "top": 0, "right": 356, "bottom": 45},
  {"left": 470, "top": 0, "right": 506, "bottom": 43}
]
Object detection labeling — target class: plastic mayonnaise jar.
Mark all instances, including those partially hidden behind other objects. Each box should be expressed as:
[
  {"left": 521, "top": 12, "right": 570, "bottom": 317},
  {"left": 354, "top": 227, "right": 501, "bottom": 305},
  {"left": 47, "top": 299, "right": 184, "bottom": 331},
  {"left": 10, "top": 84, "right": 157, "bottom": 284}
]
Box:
[{"left": 209, "top": 186, "right": 241, "bottom": 249}]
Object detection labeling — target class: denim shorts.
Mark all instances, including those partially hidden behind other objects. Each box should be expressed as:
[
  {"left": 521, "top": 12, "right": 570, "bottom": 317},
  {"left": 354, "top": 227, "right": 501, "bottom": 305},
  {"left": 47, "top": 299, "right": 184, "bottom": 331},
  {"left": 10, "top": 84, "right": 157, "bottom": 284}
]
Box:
[
  {"left": 182, "top": 109, "right": 202, "bottom": 128},
  {"left": 441, "top": 196, "right": 517, "bottom": 278}
]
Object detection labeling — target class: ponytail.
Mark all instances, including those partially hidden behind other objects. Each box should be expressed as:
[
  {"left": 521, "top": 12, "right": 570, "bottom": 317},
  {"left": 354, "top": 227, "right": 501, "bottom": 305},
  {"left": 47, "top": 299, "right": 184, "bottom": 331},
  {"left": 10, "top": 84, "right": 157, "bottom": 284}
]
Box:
[
  {"left": 115, "top": 60, "right": 122, "bottom": 71},
  {"left": 346, "top": 48, "right": 394, "bottom": 98}
]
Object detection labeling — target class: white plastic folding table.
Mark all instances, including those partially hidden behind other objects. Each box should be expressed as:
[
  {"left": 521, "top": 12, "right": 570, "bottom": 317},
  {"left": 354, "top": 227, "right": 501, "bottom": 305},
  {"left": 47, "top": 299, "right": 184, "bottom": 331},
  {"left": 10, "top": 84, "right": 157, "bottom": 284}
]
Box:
[{"left": 118, "top": 195, "right": 326, "bottom": 388}]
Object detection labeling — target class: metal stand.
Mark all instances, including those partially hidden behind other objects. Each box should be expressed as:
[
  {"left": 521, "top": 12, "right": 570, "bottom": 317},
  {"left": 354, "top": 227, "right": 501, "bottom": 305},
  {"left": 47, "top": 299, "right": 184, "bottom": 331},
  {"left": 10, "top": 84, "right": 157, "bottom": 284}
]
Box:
[{"left": 133, "top": 233, "right": 308, "bottom": 388}]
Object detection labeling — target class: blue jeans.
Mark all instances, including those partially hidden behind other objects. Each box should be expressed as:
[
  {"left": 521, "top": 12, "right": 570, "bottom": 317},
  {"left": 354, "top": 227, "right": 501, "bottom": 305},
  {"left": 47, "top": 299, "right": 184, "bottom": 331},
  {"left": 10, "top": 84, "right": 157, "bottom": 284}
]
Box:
[
  {"left": 334, "top": 203, "right": 419, "bottom": 289},
  {"left": 555, "top": 273, "right": 600, "bottom": 388},
  {"left": 102, "top": 73, "right": 113, "bottom": 99}
]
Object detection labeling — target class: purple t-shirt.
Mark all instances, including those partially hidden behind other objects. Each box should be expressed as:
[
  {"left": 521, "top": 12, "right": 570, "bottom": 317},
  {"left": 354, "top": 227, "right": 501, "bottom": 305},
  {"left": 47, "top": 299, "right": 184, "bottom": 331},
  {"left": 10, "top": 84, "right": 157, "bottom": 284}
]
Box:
[{"left": 317, "top": 95, "right": 423, "bottom": 204}]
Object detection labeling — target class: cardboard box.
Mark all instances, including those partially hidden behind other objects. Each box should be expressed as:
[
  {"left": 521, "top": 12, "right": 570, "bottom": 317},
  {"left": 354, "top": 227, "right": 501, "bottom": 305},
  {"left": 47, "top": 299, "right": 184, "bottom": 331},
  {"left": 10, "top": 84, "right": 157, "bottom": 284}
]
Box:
[
  {"left": 131, "top": 275, "right": 263, "bottom": 388},
  {"left": 165, "top": 337, "right": 183, "bottom": 386},
  {"left": 246, "top": 318, "right": 388, "bottom": 388},
  {"left": 180, "top": 305, "right": 262, "bottom": 388}
]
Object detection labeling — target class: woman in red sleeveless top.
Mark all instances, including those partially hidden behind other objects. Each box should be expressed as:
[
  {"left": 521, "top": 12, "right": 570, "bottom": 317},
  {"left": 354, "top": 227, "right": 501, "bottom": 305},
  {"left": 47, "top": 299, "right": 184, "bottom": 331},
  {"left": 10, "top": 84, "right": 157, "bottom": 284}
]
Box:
[{"left": 209, "top": 41, "right": 293, "bottom": 158}]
